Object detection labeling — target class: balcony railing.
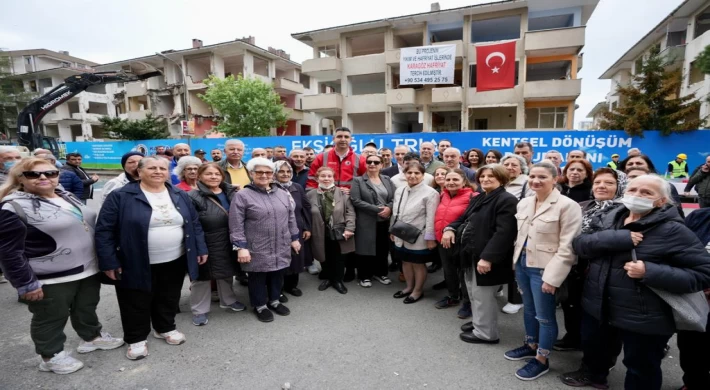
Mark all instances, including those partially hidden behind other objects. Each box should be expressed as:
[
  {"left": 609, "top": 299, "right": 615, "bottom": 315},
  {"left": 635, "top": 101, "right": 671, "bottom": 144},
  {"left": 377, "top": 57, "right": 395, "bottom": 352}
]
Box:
[
  {"left": 524, "top": 79, "right": 582, "bottom": 100},
  {"left": 525, "top": 26, "right": 586, "bottom": 56},
  {"left": 301, "top": 93, "right": 343, "bottom": 112}
]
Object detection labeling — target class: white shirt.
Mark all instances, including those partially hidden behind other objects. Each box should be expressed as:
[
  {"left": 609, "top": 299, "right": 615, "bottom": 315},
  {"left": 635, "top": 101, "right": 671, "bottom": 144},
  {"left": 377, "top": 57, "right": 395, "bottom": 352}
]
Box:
[
  {"left": 143, "top": 189, "right": 185, "bottom": 264},
  {"left": 391, "top": 173, "right": 434, "bottom": 189}
]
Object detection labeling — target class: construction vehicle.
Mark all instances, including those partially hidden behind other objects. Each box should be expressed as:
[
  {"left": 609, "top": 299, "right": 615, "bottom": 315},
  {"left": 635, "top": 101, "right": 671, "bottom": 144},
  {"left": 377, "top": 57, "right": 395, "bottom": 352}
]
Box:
[{"left": 15, "top": 62, "right": 162, "bottom": 157}]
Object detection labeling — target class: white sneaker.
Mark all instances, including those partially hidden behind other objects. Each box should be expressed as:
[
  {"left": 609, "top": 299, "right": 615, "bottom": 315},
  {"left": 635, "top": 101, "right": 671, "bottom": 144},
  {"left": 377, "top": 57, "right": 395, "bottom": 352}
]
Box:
[
  {"left": 153, "top": 330, "right": 186, "bottom": 345},
  {"left": 77, "top": 331, "right": 125, "bottom": 353},
  {"left": 359, "top": 279, "right": 372, "bottom": 288},
  {"left": 38, "top": 351, "right": 84, "bottom": 374},
  {"left": 373, "top": 275, "right": 392, "bottom": 285},
  {"left": 126, "top": 341, "right": 148, "bottom": 360},
  {"left": 502, "top": 303, "right": 523, "bottom": 314},
  {"left": 307, "top": 263, "right": 320, "bottom": 275},
  {"left": 0, "top": 274, "right": 7, "bottom": 284}
]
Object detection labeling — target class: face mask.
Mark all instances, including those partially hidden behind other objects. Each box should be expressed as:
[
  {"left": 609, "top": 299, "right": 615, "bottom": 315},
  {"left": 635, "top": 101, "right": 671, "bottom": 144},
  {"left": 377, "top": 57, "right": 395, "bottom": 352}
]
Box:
[
  {"left": 3, "top": 160, "right": 17, "bottom": 170},
  {"left": 622, "top": 194, "right": 658, "bottom": 214},
  {"left": 319, "top": 183, "right": 335, "bottom": 190}
]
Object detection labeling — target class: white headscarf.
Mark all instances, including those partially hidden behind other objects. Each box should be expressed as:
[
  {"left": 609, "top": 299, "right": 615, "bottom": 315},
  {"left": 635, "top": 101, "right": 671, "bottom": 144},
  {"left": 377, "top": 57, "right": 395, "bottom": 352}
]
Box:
[{"left": 273, "top": 160, "right": 293, "bottom": 188}]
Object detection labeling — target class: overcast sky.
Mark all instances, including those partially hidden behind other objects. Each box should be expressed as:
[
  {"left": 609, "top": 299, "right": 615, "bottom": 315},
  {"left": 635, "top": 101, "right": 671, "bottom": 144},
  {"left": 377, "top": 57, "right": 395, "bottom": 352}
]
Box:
[{"left": 0, "top": 0, "right": 686, "bottom": 128}]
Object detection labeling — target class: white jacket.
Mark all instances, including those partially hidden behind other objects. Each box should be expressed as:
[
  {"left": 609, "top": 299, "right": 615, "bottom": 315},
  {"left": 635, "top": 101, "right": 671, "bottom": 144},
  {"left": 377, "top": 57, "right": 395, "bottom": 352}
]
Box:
[
  {"left": 101, "top": 172, "right": 131, "bottom": 203},
  {"left": 390, "top": 181, "right": 440, "bottom": 251}
]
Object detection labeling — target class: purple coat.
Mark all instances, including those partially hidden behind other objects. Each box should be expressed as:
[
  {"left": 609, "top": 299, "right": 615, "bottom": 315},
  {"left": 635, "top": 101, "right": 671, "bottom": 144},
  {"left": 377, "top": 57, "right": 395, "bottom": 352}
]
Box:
[{"left": 229, "top": 184, "right": 300, "bottom": 273}]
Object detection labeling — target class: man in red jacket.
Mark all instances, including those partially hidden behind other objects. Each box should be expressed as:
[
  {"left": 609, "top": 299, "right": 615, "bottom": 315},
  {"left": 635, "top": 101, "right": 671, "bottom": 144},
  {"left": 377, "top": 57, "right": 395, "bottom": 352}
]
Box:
[{"left": 306, "top": 127, "right": 366, "bottom": 194}]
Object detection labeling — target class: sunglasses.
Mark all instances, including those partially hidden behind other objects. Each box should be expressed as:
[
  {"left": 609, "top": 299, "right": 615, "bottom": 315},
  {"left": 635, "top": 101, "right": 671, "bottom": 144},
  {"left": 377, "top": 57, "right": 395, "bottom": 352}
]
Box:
[
  {"left": 366, "top": 161, "right": 381, "bottom": 165},
  {"left": 22, "top": 170, "right": 60, "bottom": 179}
]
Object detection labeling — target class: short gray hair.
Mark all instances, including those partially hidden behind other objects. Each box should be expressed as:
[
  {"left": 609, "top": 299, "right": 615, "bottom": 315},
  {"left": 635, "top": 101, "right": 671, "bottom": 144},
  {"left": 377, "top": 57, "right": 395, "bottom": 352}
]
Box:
[
  {"left": 627, "top": 174, "right": 674, "bottom": 205},
  {"left": 225, "top": 139, "right": 245, "bottom": 149},
  {"left": 500, "top": 154, "right": 529, "bottom": 175},
  {"left": 530, "top": 160, "right": 559, "bottom": 178},
  {"left": 39, "top": 154, "right": 57, "bottom": 163},
  {"left": 137, "top": 156, "right": 169, "bottom": 170},
  {"left": 444, "top": 147, "right": 461, "bottom": 156},
  {"left": 246, "top": 157, "right": 275, "bottom": 172},
  {"left": 173, "top": 156, "right": 202, "bottom": 178},
  {"left": 0, "top": 146, "right": 18, "bottom": 154}
]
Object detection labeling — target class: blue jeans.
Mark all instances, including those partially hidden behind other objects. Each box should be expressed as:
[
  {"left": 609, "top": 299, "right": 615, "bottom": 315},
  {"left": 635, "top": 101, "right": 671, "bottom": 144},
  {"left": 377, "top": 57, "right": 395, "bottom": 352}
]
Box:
[{"left": 515, "top": 253, "right": 558, "bottom": 357}]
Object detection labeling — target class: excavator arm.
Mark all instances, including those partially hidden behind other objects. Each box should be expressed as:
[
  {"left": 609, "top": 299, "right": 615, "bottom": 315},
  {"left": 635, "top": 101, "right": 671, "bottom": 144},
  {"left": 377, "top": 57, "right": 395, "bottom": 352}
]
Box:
[{"left": 17, "top": 66, "right": 162, "bottom": 152}]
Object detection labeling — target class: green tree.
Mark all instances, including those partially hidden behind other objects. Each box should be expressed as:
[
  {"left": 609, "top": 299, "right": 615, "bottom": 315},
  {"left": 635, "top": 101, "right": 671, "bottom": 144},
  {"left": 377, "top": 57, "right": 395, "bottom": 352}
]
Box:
[
  {"left": 99, "top": 114, "right": 169, "bottom": 140},
  {"left": 696, "top": 44, "right": 710, "bottom": 74},
  {"left": 599, "top": 45, "right": 704, "bottom": 136},
  {"left": 198, "top": 74, "right": 288, "bottom": 137}
]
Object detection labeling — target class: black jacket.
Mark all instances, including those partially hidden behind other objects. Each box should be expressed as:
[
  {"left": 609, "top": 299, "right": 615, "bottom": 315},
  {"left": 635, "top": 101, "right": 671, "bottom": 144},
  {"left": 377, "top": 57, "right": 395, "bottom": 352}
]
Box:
[
  {"left": 282, "top": 182, "right": 313, "bottom": 274},
  {"left": 381, "top": 165, "right": 399, "bottom": 179},
  {"left": 61, "top": 163, "right": 94, "bottom": 200},
  {"left": 448, "top": 187, "right": 518, "bottom": 286},
  {"left": 573, "top": 203, "right": 710, "bottom": 336},
  {"left": 560, "top": 180, "right": 592, "bottom": 204},
  {"left": 188, "top": 182, "right": 239, "bottom": 280}
]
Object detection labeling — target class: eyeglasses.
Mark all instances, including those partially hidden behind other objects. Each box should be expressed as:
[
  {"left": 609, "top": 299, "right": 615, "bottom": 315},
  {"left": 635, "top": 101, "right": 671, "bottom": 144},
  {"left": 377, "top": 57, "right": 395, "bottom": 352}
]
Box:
[
  {"left": 253, "top": 171, "right": 274, "bottom": 176},
  {"left": 22, "top": 170, "right": 60, "bottom": 179},
  {"left": 366, "top": 161, "right": 381, "bottom": 165}
]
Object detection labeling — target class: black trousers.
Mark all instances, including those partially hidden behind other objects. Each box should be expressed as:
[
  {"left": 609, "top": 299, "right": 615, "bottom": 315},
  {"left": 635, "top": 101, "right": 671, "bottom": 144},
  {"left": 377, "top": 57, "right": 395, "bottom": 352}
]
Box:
[
  {"left": 507, "top": 277, "right": 523, "bottom": 304},
  {"left": 560, "top": 263, "right": 586, "bottom": 344},
  {"left": 678, "top": 312, "right": 710, "bottom": 389},
  {"left": 248, "top": 269, "right": 284, "bottom": 308},
  {"left": 582, "top": 310, "right": 669, "bottom": 390},
  {"left": 357, "top": 221, "right": 390, "bottom": 280},
  {"left": 438, "top": 245, "right": 469, "bottom": 302},
  {"left": 322, "top": 237, "right": 345, "bottom": 283},
  {"left": 115, "top": 258, "right": 186, "bottom": 344},
  {"left": 283, "top": 273, "right": 299, "bottom": 290}
]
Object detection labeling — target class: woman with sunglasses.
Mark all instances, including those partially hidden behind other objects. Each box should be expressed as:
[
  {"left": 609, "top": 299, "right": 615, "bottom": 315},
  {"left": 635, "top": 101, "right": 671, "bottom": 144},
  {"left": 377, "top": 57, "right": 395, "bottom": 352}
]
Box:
[
  {"left": 0, "top": 158, "right": 124, "bottom": 374},
  {"left": 351, "top": 155, "right": 396, "bottom": 288}
]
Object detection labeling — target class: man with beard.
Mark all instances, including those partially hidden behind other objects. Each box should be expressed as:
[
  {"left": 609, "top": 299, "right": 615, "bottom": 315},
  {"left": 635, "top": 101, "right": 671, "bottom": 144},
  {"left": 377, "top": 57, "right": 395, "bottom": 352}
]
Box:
[
  {"left": 306, "top": 127, "right": 366, "bottom": 193},
  {"left": 211, "top": 148, "right": 223, "bottom": 162},
  {"left": 303, "top": 147, "right": 316, "bottom": 166}
]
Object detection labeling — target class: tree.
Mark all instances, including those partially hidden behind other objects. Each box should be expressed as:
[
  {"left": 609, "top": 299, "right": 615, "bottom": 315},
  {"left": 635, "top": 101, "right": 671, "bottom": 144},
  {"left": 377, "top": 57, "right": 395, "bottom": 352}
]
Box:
[
  {"left": 599, "top": 45, "right": 704, "bottom": 136},
  {"left": 695, "top": 44, "right": 710, "bottom": 74},
  {"left": 198, "top": 74, "right": 288, "bottom": 137},
  {"left": 99, "top": 114, "right": 169, "bottom": 140},
  {"left": 0, "top": 53, "right": 35, "bottom": 140}
]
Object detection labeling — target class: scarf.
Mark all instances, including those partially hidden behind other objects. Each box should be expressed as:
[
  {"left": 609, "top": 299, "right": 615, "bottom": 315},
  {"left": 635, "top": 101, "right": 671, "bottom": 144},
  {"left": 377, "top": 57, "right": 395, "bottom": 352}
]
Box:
[{"left": 581, "top": 171, "right": 628, "bottom": 233}]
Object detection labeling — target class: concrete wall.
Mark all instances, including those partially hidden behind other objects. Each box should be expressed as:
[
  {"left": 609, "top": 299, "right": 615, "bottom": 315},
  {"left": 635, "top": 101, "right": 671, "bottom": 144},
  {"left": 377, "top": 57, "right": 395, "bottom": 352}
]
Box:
[
  {"left": 468, "top": 107, "right": 517, "bottom": 129},
  {"left": 350, "top": 74, "right": 386, "bottom": 95},
  {"left": 212, "top": 54, "right": 225, "bottom": 78},
  {"left": 350, "top": 112, "right": 386, "bottom": 133}
]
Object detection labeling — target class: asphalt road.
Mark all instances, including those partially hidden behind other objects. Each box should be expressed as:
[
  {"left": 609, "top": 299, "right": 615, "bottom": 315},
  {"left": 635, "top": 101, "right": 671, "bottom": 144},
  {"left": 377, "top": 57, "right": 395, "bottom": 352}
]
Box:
[{"left": 0, "top": 196, "right": 688, "bottom": 390}]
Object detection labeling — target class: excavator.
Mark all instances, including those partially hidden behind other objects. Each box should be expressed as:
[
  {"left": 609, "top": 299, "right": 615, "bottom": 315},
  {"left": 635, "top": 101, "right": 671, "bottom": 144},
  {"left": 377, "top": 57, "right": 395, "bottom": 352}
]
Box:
[{"left": 15, "top": 62, "right": 162, "bottom": 157}]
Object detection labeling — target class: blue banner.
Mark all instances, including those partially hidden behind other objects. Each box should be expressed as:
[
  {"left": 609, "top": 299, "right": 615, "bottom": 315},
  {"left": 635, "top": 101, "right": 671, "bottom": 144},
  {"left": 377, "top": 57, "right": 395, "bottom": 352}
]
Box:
[{"left": 65, "top": 130, "right": 710, "bottom": 171}]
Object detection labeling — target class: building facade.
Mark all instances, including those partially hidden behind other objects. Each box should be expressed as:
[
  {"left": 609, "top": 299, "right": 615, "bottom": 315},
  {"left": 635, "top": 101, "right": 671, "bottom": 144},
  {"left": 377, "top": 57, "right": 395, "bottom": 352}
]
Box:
[
  {"left": 292, "top": 0, "right": 598, "bottom": 134},
  {"left": 592, "top": 0, "right": 710, "bottom": 127},
  {"left": 95, "top": 38, "right": 321, "bottom": 138},
  {"left": 0, "top": 49, "right": 108, "bottom": 142}
]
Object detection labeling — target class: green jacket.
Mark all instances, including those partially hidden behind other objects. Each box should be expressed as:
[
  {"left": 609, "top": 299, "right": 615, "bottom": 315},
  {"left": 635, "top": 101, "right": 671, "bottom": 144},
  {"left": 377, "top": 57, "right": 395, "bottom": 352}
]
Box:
[{"left": 687, "top": 169, "right": 710, "bottom": 198}]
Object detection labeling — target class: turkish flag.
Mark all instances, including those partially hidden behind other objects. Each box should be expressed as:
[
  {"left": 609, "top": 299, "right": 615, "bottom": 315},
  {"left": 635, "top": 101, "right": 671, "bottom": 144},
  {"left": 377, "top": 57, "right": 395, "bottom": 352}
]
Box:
[{"left": 476, "top": 41, "right": 516, "bottom": 92}]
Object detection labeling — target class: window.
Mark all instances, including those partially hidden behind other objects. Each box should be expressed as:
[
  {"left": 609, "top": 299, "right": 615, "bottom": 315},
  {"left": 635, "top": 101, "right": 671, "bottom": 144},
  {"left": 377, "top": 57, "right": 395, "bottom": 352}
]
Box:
[
  {"left": 471, "top": 15, "right": 521, "bottom": 43},
  {"left": 634, "top": 57, "right": 644, "bottom": 75},
  {"left": 474, "top": 118, "right": 488, "bottom": 130},
  {"left": 60, "top": 61, "right": 71, "bottom": 67},
  {"left": 28, "top": 80, "right": 38, "bottom": 92},
  {"left": 667, "top": 30, "right": 686, "bottom": 47},
  {"left": 318, "top": 45, "right": 338, "bottom": 58},
  {"left": 469, "top": 62, "right": 519, "bottom": 87},
  {"left": 695, "top": 6, "right": 710, "bottom": 39},
  {"left": 24, "top": 56, "right": 32, "bottom": 65},
  {"left": 525, "top": 107, "right": 567, "bottom": 129},
  {"left": 689, "top": 60, "right": 705, "bottom": 84}
]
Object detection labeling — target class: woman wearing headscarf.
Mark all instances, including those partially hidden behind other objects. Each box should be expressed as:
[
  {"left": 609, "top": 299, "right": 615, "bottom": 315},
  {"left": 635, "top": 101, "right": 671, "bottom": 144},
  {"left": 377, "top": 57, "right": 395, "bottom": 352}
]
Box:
[
  {"left": 101, "top": 151, "right": 144, "bottom": 202},
  {"left": 173, "top": 156, "right": 202, "bottom": 192},
  {"left": 273, "top": 160, "right": 312, "bottom": 298}
]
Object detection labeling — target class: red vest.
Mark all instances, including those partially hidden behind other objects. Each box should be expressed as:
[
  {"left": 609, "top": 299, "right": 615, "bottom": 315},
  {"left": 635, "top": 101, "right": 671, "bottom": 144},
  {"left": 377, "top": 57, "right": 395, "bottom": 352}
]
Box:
[
  {"left": 306, "top": 148, "right": 367, "bottom": 189},
  {"left": 434, "top": 187, "right": 477, "bottom": 242}
]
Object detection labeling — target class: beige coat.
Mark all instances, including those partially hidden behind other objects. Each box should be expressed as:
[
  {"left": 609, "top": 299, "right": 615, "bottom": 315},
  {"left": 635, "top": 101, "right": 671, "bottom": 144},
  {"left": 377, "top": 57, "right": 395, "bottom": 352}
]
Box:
[
  {"left": 307, "top": 188, "right": 356, "bottom": 262},
  {"left": 513, "top": 189, "right": 582, "bottom": 287},
  {"left": 390, "top": 181, "right": 440, "bottom": 251}
]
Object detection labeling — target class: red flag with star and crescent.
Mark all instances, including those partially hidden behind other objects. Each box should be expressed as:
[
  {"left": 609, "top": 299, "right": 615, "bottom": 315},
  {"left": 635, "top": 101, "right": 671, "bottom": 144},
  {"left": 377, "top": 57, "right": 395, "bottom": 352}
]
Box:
[{"left": 475, "top": 41, "right": 516, "bottom": 92}]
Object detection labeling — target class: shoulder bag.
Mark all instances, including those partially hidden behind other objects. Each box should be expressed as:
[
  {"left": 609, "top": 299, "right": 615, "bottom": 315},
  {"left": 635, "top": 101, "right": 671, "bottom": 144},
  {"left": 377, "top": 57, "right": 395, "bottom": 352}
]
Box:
[{"left": 389, "top": 191, "right": 421, "bottom": 244}]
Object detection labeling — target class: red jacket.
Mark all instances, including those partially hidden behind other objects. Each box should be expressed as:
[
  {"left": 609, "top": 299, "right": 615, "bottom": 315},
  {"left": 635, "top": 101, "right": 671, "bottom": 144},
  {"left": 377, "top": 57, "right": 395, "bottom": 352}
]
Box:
[
  {"left": 434, "top": 187, "right": 477, "bottom": 242},
  {"left": 306, "top": 148, "right": 367, "bottom": 189}
]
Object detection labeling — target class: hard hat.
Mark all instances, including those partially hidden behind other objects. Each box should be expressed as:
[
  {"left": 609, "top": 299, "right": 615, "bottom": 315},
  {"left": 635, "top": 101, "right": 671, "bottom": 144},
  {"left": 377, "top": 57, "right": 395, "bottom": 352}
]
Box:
[
  {"left": 677, "top": 153, "right": 687, "bottom": 160},
  {"left": 611, "top": 154, "right": 619, "bottom": 158}
]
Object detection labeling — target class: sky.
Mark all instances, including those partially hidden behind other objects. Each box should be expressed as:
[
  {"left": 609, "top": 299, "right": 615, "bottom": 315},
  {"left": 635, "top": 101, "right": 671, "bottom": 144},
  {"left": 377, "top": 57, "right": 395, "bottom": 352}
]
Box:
[{"left": 0, "top": 0, "right": 687, "bottom": 128}]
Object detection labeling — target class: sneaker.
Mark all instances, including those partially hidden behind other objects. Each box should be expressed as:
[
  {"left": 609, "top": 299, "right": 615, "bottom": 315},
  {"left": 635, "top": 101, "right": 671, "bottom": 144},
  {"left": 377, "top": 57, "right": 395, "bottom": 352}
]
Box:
[
  {"left": 307, "top": 263, "right": 320, "bottom": 275},
  {"left": 515, "top": 358, "right": 550, "bottom": 381},
  {"left": 211, "top": 291, "right": 220, "bottom": 302},
  {"left": 359, "top": 279, "right": 372, "bottom": 288},
  {"left": 502, "top": 303, "right": 523, "bottom": 314},
  {"left": 435, "top": 296, "right": 460, "bottom": 309},
  {"left": 0, "top": 274, "right": 8, "bottom": 284},
  {"left": 254, "top": 307, "right": 274, "bottom": 322},
  {"left": 126, "top": 341, "right": 148, "bottom": 360},
  {"left": 496, "top": 289, "right": 505, "bottom": 297},
  {"left": 457, "top": 302, "right": 472, "bottom": 319},
  {"left": 192, "top": 313, "right": 208, "bottom": 326},
  {"left": 373, "top": 275, "right": 392, "bottom": 285},
  {"left": 553, "top": 336, "right": 581, "bottom": 351},
  {"left": 38, "top": 351, "right": 84, "bottom": 374},
  {"left": 559, "top": 366, "right": 609, "bottom": 389},
  {"left": 279, "top": 294, "right": 289, "bottom": 303},
  {"left": 220, "top": 301, "right": 247, "bottom": 312},
  {"left": 504, "top": 344, "right": 537, "bottom": 361},
  {"left": 269, "top": 303, "right": 291, "bottom": 316},
  {"left": 76, "top": 331, "right": 124, "bottom": 353},
  {"left": 153, "top": 330, "right": 186, "bottom": 345}
]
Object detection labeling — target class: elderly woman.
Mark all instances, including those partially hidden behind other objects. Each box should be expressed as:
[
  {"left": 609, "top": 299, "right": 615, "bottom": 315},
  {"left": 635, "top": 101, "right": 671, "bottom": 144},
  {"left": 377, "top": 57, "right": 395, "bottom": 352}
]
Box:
[
  {"left": 351, "top": 154, "right": 396, "bottom": 288},
  {"left": 173, "top": 156, "right": 202, "bottom": 192},
  {"left": 273, "top": 160, "right": 312, "bottom": 298},
  {"left": 565, "top": 175, "right": 710, "bottom": 389},
  {"left": 504, "top": 161, "right": 582, "bottom": 381},
  {"left": 96, "top": 156, "right": 208, "bottom": 360},
  {"left": 485, "top": 149, "right": 503, "bottom": 165},
  {"left": 391, "top": 162, "right": 440, "bottom": 304},
  {"left": 229, "top": 158, "right": 300, "bottom": 323},
  {"left": 308, "top": 167, "right": 356, "bottom": 294},
  {"left": 0, "top": 158, "right": 124, "bottom": 374},
  {"left": 443, "top": 164, "right": 517, "bottom": 344},
  {"left": 560, "top": 159, "right": 593, "bottom": 203},
  {"left": 187, "top": 163, "right": 245, "bottom": 326}
]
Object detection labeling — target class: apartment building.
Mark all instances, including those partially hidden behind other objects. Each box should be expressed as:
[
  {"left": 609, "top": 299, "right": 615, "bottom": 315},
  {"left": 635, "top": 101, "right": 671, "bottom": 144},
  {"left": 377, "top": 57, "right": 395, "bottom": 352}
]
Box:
[
  {"left": 591, "top": 0, "right": 710, "bottom": 127},
  {"left": 94, "top": 38, "right": 320, "bottom": 137},
  {"left": 292, "top": 0, "right": 598, "bottom": 134},
  {"left": 0, "top": 49, "right": 107, "bottom": 141}
]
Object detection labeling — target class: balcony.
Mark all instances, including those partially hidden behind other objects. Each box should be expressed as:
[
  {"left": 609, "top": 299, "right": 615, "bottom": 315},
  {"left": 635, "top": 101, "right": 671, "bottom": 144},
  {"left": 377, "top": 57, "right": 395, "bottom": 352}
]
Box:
[
  {"left": 469, "top": 39, "right": 524, "bottom": 64},
  {"left": 661, "top": 45, "right": 686, "bottom": 69},
  {"left": 124, "top": 110, "right": 150, "bottom": 120},
  {"left": 386, "top": 40, "right": 464, "bottom": 65},
  {"left": 386, "top": 88, "right": 417, "bottom": 107},
  {"left": 126, "top": 82, "right": 147, "bottom": 97},
  {"left": 301, "top": 57, "right": 343, "bottom": 82},
  {"left": 287, "top": 108, "right": 304, "bottom": 121},
  {"left": 432, "top": 87, "right": 463, "bottom": 104},
  {"left": 525, "top": 26, "right": 586, "bottom": 56},
  {"left": 274, "top": 78, "right": 305, "bottom": 95},
  {"left": 468, "top": 85, "right": 522, "bottom": 106},
  {"left": 301, "top": 93, "right": 343, "bottom": 113},
  {"left": 524, "top": 79, "right": 582, "bottom": 101},
  {"left": 347, "top": 94, "right": 386, "bottom": 114},
  {"left": 71, "top": 113, "right": 105, "bottom": 123}
]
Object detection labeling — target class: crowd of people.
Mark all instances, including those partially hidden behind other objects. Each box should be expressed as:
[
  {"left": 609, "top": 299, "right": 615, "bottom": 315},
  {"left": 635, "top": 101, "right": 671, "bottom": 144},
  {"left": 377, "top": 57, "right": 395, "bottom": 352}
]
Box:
[{"left": 1, "top": 133, "right": 710, "bottom": 390}]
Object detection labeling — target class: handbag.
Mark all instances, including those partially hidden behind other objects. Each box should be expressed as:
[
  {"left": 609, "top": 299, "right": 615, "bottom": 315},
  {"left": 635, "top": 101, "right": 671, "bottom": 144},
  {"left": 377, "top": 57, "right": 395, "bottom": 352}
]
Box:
[
  {"left": 389, "top": 192, "right": 422, "bottom": 244},
  {"left": 632, "top": 249, "right": 710, "bottom": 332}
]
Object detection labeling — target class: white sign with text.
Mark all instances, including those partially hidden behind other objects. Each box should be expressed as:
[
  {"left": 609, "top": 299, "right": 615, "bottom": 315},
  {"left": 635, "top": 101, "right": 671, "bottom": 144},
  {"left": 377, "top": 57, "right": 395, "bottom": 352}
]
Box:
[{"left": 400, "top": 44, "right": 456, "bottom": 85}]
